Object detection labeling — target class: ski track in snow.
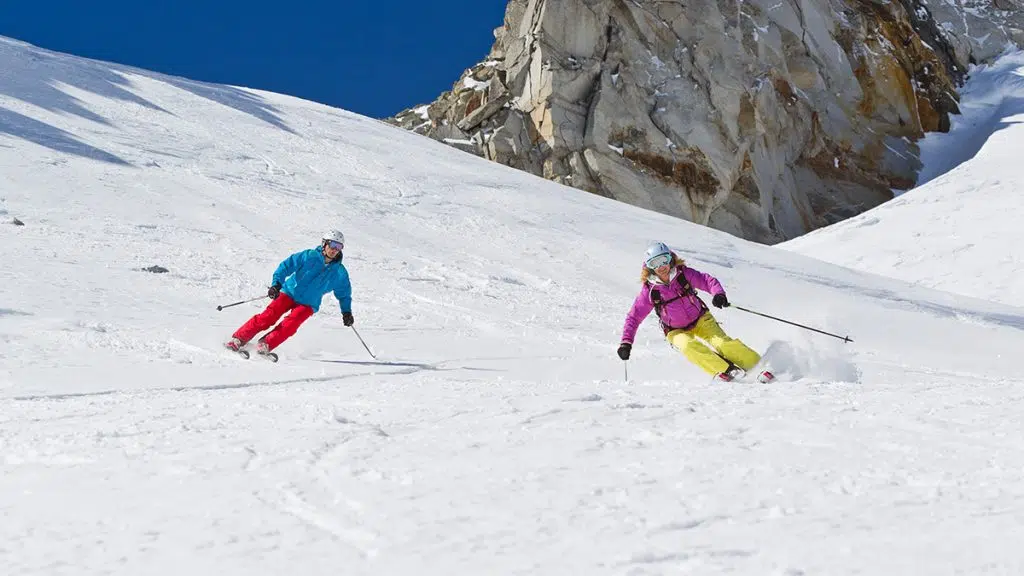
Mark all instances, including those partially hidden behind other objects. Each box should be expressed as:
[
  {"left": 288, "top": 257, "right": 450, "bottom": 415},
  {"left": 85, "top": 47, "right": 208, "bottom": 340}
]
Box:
[{"left": 3, "top": 37, "right": 1024, "bottom": 574}]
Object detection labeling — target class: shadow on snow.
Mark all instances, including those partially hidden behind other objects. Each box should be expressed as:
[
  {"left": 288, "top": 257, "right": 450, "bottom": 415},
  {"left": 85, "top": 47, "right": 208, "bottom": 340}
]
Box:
[{"left": 0, "top": 37, "right": 297, "bottom": 164}]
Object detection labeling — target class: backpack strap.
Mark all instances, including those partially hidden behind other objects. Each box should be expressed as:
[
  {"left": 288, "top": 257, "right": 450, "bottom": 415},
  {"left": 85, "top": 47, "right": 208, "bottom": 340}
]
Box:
[
  {"left": 677, "top": 270, "right": 706, "bottom": 312},
  {"left": 647, "top": 267, "right": 707, "bottom": 334},
  {"left": 648, "top": 284, "right": 671, "bottom": 336}
]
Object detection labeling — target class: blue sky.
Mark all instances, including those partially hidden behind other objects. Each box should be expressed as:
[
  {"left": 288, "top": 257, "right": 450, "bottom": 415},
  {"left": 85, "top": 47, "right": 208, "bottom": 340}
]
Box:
[{"left": 0, "top": 1, "right": 508, "bottom": 118}]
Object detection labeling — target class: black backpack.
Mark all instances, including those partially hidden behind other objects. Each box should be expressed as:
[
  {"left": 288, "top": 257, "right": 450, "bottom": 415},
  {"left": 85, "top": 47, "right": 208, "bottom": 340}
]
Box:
[{"left": 648, "top": 268, "right": 707, "bottom": 334}]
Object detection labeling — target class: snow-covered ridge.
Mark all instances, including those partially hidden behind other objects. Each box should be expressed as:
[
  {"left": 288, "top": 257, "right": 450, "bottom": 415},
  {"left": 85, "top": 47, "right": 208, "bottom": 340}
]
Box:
[
  {"left": 784, "top": 49, "right": 1024, "bottom": 307},
  {"left": 4, "top": 36, "right": 1024, "bottom": 575}
]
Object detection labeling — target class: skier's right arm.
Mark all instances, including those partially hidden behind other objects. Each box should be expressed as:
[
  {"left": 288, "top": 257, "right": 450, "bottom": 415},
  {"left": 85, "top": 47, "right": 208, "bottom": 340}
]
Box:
[
  {"left": 272, "top": 251, "right": 306, "bottom": 287},
  {"left": 620, "top": 288, "right": 654, "bottom": 344}
]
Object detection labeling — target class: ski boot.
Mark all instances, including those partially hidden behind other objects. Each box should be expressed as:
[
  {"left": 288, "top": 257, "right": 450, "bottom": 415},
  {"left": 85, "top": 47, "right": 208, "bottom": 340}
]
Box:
[
  {"left": 256, "top": 339, "right": 278, "bottom": 363},
  {"left": 225, "top": 337, "right": 249, "bottom": 359},
  {"left": 756, "top": 370, "right": 775, "bottom": 383},
  {"left": 716, "top": 365, "right": 745, "bottom": 382}
]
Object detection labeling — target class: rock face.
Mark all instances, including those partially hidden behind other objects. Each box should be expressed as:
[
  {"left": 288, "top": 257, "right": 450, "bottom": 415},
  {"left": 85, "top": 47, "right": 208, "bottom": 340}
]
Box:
[{"left": 388, "top": 0, "right": 1023, "bottom": 243}]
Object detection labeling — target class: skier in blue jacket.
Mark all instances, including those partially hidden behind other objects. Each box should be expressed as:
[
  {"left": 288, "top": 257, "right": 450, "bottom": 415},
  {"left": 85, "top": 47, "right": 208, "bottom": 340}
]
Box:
[{"left": 226, "top": 230, "right": 353, "bottom": 357}]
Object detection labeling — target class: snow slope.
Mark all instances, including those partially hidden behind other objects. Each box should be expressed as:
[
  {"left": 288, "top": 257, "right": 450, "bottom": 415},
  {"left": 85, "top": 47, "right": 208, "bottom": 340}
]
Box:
[
  {"left": 4, "top": 36, "right": 1024, "bottom": 575},
  {"left": 784, "top": 50, "right": 1024, "bottom": 307}
]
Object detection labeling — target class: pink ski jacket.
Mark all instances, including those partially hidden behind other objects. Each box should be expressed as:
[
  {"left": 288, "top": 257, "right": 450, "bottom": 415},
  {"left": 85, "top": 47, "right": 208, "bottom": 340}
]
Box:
[{"left": 620, "top": 265, "right": 725, "bottom": 343}]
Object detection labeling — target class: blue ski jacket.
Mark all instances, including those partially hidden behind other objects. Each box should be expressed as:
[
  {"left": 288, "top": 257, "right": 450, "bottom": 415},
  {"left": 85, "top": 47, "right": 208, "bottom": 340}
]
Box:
[{"left": 272, "top": 247, "right": 352, "bottom": 314}]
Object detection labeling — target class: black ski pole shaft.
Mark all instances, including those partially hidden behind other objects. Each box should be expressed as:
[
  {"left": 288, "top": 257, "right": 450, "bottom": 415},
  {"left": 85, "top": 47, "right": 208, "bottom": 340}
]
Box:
[
  {"left": 216, "top": 295, "right": 266, "bottom": 311},
  {"left": 351, "top": 326, "right": 377, "bottom": 359},
  {"left": 732, "top": 305, "right": 853, "bottom": 343}
]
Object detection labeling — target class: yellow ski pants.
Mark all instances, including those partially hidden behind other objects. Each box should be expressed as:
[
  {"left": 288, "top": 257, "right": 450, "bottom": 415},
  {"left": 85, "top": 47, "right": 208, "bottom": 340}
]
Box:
[{"left": 666, "top": 312, "right": 761, "bottom": 376}]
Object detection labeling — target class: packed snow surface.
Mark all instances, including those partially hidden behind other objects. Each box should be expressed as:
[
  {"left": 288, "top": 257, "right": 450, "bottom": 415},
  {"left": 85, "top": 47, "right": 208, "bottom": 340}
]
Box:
[{"left": 3, "top": 37, "right": 1024, "bottom": 575}]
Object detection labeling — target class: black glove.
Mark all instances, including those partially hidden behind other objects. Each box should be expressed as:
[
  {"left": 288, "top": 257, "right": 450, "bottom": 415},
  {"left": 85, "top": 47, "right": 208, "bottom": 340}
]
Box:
[
  {"left": 343, "top": 311, "right": 354, "bottom": 326},
  {"left": 268, "top": 283, "right": 282, "bottom": 299},
  {"left": 617, "top": 342, "right": 632, "bottom": 361},
  {"left": 712, "top": 293, "right": 729, "bottom": 308}
]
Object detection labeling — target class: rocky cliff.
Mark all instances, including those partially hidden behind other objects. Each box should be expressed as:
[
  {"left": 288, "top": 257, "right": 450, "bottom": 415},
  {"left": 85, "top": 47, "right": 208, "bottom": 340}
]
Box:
[{"left": 388, "top": 0, "right": 1023, "bottom": 243}]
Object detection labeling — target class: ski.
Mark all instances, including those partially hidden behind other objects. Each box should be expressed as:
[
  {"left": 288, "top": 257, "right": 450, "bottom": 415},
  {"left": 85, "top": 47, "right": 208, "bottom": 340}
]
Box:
[
  {"left": 226, "top": 347, "right": 277, "bottom": 362},
  {"left": 256, "top": 350, "right": 279, "bottom": 363},
  {"left": 226, "top": 346, "right": 250, "bottom": 359},
  {"left": 713, "top": 363, "right": 776, "bottom": 384},
  {"left": 225, "top": 339, "right": 278, "bottom": 362}
]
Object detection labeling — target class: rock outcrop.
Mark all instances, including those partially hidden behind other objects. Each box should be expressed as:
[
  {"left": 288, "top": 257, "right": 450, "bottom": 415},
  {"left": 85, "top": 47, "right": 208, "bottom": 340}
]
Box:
[{"left": 388, "top": 0, "right": 1023, "bottom": 243}]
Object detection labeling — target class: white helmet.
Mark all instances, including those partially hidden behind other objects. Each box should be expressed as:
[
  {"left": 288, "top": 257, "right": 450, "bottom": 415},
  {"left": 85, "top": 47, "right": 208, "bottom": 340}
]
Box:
[
  {"left": 323, "top": 229, "right": 345, "bottom": 248},
  {"left": 644, "top": 241, "right": 673, "bottom": 269}
]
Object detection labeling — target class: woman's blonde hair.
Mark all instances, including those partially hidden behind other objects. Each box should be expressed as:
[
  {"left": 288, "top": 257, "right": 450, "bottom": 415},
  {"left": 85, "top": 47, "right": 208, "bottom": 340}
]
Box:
[{"left": 640, "top": 252, "right": 684, "bottom": 284}]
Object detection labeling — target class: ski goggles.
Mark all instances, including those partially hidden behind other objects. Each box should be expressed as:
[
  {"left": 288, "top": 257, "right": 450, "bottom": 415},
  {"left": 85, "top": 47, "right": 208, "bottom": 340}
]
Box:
[
  {"left": 325, "top": 240, "right": 344, "bottom": 251},
  {"left": 645, "top": 252, "right": 672, "bottom": 269}
]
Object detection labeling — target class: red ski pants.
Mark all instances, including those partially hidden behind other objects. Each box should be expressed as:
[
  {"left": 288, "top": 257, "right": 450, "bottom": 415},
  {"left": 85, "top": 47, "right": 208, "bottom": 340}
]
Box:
[{"left": 232, "top": 293, "right": 314, "bottom": 351}]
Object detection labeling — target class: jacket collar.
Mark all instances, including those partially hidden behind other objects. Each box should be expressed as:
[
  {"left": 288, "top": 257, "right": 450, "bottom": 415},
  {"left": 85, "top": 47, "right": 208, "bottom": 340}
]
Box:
[{"left": 649, "top": 265, "right": 682, "bottom": 286}]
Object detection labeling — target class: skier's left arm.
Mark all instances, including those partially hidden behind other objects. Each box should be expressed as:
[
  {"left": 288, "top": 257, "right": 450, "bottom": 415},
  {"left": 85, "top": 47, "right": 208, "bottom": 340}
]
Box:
[
  {"left": 334, "top": 269, "right": 352, "bottom": 313},
  {"left": 684, "top": 266, "right": 724, "bottom": 296},
  {"left": 685, "top": 267, "right": 730, "bottom": 308},
  {"left": 334, "top": 268, "right": 354, "bottom": 324}
]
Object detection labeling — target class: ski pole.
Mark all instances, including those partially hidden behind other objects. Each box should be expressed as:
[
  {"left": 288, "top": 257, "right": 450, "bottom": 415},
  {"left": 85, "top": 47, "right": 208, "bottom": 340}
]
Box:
[
  {"left": 216, "top": 295, "right": 266, "bottom": 311},
  {"left": 350, "top": 326, "right": 377, "bottom": 359},
  {"left": 731, "top": 305, "right": 853, "bottom": 343},
  {"left": 624, "top": 360, "right": 629, "bottom": 383}
]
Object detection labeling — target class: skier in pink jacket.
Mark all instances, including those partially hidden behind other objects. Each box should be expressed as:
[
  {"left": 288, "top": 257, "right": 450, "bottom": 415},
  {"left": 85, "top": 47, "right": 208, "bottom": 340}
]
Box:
[{"left": 618, "top": 242, "right": 773, "bottom": 382}]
